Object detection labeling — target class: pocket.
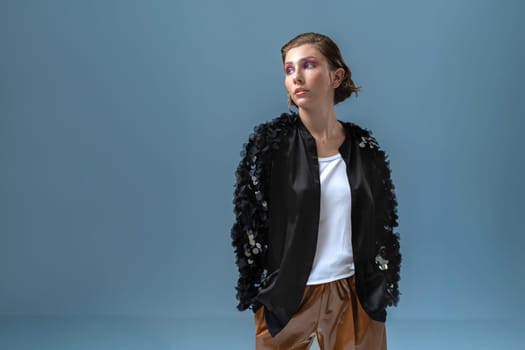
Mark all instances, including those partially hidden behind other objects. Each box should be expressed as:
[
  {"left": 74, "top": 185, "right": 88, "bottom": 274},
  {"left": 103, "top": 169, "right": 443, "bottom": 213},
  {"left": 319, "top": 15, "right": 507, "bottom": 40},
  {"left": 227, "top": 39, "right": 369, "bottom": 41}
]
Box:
[{"left": 362, "top": 270, "right": 387, "bottom": 311}]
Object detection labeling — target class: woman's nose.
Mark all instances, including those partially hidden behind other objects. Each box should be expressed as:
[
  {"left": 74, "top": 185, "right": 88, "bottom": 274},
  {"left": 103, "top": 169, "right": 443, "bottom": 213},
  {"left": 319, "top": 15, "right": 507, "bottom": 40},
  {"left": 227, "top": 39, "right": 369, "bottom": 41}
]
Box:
[{"left": 293, "top": 70, "right": 304, "bottom": 84}]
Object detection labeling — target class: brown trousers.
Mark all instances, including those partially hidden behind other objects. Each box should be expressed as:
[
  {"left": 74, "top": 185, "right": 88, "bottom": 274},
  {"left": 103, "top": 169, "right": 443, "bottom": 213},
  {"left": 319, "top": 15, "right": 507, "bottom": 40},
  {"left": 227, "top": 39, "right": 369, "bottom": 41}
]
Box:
[{"left": 255, "top": 276, "right": 387, "bottom": 350}]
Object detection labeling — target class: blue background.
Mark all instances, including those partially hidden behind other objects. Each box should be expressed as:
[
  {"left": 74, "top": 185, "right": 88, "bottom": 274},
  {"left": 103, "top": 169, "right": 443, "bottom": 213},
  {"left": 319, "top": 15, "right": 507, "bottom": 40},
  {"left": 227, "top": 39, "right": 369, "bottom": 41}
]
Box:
[{"left": 2, "top": 0, "right": 524, "bottom": 349}]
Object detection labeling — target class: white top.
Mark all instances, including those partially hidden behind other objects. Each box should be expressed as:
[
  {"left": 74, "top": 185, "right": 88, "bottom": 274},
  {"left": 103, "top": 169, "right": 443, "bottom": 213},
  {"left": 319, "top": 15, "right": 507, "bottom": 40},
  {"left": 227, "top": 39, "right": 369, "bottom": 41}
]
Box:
[{"left": 306, "top": 153, "right": 355, "bottom": 285}]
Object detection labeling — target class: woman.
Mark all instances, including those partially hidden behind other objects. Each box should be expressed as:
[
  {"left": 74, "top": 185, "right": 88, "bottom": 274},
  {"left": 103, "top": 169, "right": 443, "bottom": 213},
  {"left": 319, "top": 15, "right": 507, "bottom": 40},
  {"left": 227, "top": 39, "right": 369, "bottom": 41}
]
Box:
[{"left": 231, "top": 32, "right": 401, "bottom": 350}]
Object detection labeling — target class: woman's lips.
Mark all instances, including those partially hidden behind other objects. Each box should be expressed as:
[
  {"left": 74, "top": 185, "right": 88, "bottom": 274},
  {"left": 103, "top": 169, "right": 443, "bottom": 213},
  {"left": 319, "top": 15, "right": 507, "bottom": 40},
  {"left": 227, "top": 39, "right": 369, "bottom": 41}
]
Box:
[{"left": 294, "top": 88, "right": 309, "bottom": 96}]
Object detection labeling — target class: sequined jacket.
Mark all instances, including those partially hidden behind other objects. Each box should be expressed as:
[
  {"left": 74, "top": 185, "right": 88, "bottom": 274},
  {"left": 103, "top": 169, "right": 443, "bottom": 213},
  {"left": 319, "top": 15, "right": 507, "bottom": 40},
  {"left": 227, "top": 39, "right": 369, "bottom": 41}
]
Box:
[{"left": 231, "top": 112, "right": 401, "bottom": 336}]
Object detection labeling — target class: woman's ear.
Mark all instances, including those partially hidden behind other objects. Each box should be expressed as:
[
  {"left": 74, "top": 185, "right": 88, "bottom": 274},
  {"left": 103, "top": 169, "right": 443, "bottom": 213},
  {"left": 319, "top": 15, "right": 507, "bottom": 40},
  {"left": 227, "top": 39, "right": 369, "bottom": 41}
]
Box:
[{"left": 332, "top": 68, "right": 345, "bottom": 88}]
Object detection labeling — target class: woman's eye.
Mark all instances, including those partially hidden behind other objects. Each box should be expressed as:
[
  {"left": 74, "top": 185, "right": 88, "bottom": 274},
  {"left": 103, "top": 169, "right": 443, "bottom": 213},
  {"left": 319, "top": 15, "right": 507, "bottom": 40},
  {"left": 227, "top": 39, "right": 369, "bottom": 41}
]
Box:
[
  {"left": 285, "top": 66, "right": 294, "bottom": 74},
  {"left": 303, "top": 61, "right": 315, "bottom": 69}
]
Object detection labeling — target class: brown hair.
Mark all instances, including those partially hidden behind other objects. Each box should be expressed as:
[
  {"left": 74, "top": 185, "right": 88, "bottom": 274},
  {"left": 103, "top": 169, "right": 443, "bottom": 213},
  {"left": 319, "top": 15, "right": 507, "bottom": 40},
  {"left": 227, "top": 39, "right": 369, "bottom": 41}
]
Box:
[{"left": 281, "top": 32, "right": 360, "bottom": 106}]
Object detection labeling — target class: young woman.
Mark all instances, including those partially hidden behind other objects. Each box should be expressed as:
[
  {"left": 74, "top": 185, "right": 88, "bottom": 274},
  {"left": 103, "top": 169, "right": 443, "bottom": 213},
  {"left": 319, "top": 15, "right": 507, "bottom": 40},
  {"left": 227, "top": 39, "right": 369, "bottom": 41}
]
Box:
[{"left": 231, "top": 32, "right": 401, "bottom": 350}]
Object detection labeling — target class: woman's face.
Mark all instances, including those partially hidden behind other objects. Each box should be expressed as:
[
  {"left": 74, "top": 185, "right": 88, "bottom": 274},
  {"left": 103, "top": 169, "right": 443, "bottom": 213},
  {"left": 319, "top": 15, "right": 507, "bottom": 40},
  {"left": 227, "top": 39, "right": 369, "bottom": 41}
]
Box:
[{"left": 283, "top": 44, "right": 340, "bottom": 109}]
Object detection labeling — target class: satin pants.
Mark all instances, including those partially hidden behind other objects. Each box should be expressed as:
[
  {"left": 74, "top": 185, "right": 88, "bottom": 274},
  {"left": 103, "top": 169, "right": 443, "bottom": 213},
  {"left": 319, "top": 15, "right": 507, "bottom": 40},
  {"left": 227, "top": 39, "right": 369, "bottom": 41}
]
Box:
[{"left": 254, "top": 276, "right": 387, "bottom": 350}]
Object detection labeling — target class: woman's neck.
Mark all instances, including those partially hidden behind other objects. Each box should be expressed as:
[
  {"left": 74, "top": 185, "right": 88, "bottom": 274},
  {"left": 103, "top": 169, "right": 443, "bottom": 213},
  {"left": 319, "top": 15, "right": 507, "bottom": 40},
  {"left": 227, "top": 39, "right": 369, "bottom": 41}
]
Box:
[{"left": 298, "top": 105, "right": 340, "bottom": 144}]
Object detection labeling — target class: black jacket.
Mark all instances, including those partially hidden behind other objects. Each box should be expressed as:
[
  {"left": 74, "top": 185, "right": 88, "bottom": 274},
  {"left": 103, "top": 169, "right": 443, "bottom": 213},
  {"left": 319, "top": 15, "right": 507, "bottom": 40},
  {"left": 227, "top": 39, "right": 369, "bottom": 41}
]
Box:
[{"left": 231, "top": 112, "right": 401, "bottom": 336}]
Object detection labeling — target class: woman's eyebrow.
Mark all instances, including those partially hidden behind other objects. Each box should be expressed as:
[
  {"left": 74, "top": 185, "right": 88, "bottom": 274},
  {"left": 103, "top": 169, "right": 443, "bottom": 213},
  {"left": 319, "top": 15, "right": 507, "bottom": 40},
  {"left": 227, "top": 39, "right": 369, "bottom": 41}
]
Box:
[{"left": 284, "top": 56, "right": 318, "bottom": 65}]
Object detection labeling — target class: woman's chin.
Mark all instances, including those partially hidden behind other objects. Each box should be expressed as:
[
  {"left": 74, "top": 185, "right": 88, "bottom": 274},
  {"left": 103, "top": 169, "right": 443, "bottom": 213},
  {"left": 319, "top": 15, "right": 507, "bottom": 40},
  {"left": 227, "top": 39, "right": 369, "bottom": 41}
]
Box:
[{"left": 294, "top": 99, "right": 312, "bottom": 110}]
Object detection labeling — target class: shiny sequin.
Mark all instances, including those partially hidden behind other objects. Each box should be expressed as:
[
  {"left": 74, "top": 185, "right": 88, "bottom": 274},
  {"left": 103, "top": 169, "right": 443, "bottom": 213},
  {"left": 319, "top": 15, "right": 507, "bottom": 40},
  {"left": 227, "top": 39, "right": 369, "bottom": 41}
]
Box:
[
  {"left": 375, "top": 254, "right": 389, "bottom": 271},
  {"left": 358, "top": 135, "right": 379, "bottom": 149},
  {"left": 258, "top": 269, "right": 269, "bottom": 290}
]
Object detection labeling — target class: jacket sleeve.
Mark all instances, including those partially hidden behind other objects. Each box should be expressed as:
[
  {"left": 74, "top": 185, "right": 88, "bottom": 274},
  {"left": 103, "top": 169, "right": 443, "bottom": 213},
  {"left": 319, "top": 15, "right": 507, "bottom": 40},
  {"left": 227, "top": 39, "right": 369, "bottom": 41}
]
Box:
[
  {"left": 231, "top": 123, "right": 273, "bottom": 312},
  {"left": 359, "top": 131, "right": 402, "bottom": 308}
]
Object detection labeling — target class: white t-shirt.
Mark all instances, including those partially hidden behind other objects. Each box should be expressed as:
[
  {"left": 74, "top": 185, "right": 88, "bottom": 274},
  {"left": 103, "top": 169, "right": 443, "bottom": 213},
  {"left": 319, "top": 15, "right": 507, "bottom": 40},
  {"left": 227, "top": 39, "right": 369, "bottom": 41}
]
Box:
[{"left": 306, "top": 153, "right": 355, "bottom": 285}]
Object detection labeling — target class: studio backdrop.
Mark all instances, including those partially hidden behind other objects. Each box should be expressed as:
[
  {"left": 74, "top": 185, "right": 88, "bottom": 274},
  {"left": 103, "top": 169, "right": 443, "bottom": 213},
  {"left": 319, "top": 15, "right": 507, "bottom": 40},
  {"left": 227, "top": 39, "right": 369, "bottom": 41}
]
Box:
[{"left": 2, "top": 0, "right": 524, "bottom": 347}]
